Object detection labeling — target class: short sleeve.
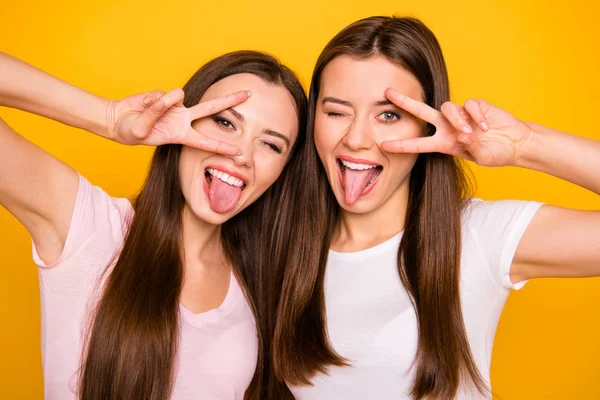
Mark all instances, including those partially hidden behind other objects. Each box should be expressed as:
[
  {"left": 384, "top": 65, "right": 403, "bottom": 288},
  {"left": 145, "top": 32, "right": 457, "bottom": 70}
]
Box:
[
  {"left": 32, "top": 174, "right": 133, "bottom": 269},
  {"left": 464, "top": 199, "right": 544, "bottom": 290}
]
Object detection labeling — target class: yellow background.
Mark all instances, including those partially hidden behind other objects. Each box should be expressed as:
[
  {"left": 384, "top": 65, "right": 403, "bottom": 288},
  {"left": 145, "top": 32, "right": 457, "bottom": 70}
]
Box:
[{"left": 1, "top": 0, "right": 599, "bottom": 398}]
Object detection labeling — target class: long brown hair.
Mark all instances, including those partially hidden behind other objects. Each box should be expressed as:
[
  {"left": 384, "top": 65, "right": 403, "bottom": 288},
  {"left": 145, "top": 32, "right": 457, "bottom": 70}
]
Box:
[
  {"left": 78, "top": 51, "right": 308, "bottom": 400},
  {"left": 273, "top": 16, "right": 490, "bottom": 399}
]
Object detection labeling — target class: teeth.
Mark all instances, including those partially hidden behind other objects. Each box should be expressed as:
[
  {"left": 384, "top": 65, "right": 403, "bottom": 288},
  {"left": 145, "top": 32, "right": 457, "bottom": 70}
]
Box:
[
  {"left": 206, "top": 168, "right": 244, "bottom": 187},
  {"left": 340, "top": 159, "right": 379, "bottom": 171}
]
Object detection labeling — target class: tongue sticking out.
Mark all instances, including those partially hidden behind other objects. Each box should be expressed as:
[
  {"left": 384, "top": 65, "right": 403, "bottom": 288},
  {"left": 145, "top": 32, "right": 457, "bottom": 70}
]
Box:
[
  {"left": 343, "top": 168, "right": 379, "bottom": 205},
  {"left": 208, "top": 178, "right": 242, "bottom": 213}
]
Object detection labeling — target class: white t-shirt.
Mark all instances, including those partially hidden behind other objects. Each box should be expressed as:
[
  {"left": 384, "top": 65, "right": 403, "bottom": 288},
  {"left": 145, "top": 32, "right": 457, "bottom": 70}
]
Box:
[
  {"left": 289, "top": 199, "right": 543, "bottom": 400},
  {"left": 35, "top": 175, "right": 258, "bottom": 399}
]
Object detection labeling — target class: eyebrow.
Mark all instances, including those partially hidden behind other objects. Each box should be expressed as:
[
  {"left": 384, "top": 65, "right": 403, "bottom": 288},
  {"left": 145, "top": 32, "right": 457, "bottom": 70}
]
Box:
[
  {"left": 264, "top": 129, "right": 291, "bottom": 147},
  {"left": 322, "top": 97, "right": 352, "bottom": 107},
  {"left": 322, "top": 96, "right": 395, "bottom": 108},
  {"left": 225, "top": 108, "right": 291, "bottom": 147},
  {"left": 374, "top": 99, "right": 394, "bottom": 107},
  {"left": 226, "top": 108, "right": 244, "bottom": 121}
]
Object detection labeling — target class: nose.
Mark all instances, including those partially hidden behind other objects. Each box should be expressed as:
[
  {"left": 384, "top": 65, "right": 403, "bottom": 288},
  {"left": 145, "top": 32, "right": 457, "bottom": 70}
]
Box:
[
  {"left": 342, "top": 116, "right": 374, "bottom": 151},
  {"left": 226, "top": 136, "right": 253, "bottom": 168}
]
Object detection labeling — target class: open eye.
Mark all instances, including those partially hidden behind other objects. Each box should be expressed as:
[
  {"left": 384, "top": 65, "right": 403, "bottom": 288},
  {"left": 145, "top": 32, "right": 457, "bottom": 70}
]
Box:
[
  {"left": 212, "top": 116, "right": 236, "bottom": 131},
  {"left": 378, "top": 111, "right": 400, "bottom": 122}
]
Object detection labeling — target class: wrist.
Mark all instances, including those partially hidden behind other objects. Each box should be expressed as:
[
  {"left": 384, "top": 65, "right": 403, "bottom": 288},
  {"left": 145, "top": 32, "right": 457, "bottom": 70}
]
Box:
[
  {"left": 514, "top": 122, "right": 545, "bottom": 170},
  {"left": 79, "top": 95, "right": 115, "bottom": 140},
  {"left": 102, "top": 98, "right": 120, "bottom": 142}
]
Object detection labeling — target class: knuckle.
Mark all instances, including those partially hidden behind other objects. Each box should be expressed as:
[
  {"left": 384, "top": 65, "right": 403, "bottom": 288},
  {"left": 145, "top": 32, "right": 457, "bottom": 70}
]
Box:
[
  {"left": 464, "top": 99, "right": 478, "bottom": 112},
  {"left": 131, "top": 127, "right": 146, "bottom": 139},
  {"left": 415, "top": 103, "right": 424, "bottom": 115},
  {"left": 440, "top": 102, "right": 452, "bottom": 113},
  {"left": 152, "top": 101, "right": 165, "bottom": 113},
  {"left": 206, "top": 102, "right": 220, "bottom": 115}
]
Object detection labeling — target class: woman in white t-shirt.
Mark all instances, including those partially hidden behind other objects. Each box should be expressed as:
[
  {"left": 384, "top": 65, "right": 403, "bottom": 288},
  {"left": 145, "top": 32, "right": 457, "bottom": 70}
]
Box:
[
  {"left": 0, "top": 51, "right": 311, "bottom": 400},
  {"left": 272, "top": 17, "right": 600, "bottom": 399}
]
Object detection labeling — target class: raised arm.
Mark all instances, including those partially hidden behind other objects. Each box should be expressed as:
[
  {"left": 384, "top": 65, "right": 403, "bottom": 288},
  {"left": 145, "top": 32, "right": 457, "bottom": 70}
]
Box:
[
  {"left": 0, "top": 52, "right": 249, "bottom": 264},
  {"left": 380, "top": 89, "right": 600, "bottom": 282}
]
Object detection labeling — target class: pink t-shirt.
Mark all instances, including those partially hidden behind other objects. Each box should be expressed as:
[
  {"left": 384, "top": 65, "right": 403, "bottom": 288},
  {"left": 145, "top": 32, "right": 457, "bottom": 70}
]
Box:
[{"left": 34, "top": 175, "right": 258, "bottom": 400}]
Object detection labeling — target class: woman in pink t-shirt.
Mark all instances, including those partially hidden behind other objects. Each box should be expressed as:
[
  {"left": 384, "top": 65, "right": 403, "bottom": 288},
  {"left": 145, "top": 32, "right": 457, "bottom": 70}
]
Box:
[{"left": 0, "top": 51, "right": 311, "bottom": 399}]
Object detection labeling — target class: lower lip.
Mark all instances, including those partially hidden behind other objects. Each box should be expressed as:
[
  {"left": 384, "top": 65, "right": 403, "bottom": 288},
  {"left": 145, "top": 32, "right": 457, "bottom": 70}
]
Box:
[{"left": 337, "top": 163, "right": 382, "bottom": 202}]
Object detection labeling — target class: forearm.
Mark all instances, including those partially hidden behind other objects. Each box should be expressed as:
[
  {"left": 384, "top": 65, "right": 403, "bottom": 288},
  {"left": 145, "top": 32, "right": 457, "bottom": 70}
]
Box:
[
  {"left": 516, "top": 123, "right": 600, "bottom": 195},
  {"left": 0, "top": 52, "right": 111, "bottom": 138}
]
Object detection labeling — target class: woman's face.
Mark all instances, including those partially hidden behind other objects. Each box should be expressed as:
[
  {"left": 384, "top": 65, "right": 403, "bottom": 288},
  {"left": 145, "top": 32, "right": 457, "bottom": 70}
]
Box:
[
  {"left": 314, "top": 55, "right": 426, "bottom": 214},
  {"left": 179, "top": 73, "right": 299, "bottom": 225}
]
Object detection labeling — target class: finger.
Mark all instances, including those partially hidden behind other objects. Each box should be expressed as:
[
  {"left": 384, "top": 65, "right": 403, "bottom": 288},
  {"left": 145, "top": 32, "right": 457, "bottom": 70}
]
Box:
[
  {"left": 131, "top": 88, "right": 184, "bottom": 138},
  {"left": 381, "top": 136, "right": 444, "bottom": 154},
  {"left": 183, "top": 128, "right": 242, "bottom": 156},
  {"left": 441, "top": 101, "right": 473, "bottom": 134},
  {"left": 142, "top": 90, "right": 166, "bottom": 106},
  {"left": 456, "top": 148, "right": 475, "bottom": 162},
  {"left": 464, "top": 99, "right": 489, "bottom": 131},
  {"left": 189, "top": 90, "right": 251, "bottom": 120},
  {"left": 385, "top": 88, "right": 441, "bottom": 125}
]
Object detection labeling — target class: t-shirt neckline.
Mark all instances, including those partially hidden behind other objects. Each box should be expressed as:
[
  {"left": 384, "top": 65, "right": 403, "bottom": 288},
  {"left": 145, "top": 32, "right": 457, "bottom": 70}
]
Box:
[{"left": 328, "top": 231, "right": 404, "bottom": 261}]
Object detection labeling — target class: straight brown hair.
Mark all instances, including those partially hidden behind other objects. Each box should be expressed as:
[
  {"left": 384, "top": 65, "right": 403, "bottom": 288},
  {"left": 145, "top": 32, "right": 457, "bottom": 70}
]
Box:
[
  {"left": 78, "top": 50, "right": 308, "bottom": 400},
  {"left": 273, "top": 16, "right": 490, "bottom": 399}
]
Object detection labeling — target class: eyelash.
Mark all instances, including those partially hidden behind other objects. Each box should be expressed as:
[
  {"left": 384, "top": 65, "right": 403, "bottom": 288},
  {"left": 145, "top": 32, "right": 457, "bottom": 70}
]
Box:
[
  {"left": 212, "top": 116, "right": 282, "bottom": 154},
  {"left": 264, "top": 142, "right": 282, "bottom": 154},
  {"left": 378, "top": 111, "right": 400, "bottom": 122},
  {"left": 326, "top": 111, "right": 400, "bottom": 122},
  {"left": 212, "top": 116, "right": 236, "bottom": 131}
]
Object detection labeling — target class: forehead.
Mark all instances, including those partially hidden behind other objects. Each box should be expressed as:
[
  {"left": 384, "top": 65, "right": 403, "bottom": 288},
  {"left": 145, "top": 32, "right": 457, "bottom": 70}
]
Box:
[
  {"left": 319, "top": 55, "right": 425, "bottom": 103},
  {"left": 200, "top": 73, "right": 299, "bottom": 137}
]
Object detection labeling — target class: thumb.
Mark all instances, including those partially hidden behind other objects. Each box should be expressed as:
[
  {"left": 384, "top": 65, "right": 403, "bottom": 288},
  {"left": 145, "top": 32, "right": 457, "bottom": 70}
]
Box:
[{"left": 128, "top": 89, "right": 184, "bottom": 140}]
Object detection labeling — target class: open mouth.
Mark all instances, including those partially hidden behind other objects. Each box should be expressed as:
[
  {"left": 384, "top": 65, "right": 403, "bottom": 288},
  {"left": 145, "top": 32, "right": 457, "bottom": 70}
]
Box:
[
  {"left": 204, "top": 168, "right": 247, "bottom": 213},
  {"left": 337, "top": 158, "right": 383, "bottom": 205}
]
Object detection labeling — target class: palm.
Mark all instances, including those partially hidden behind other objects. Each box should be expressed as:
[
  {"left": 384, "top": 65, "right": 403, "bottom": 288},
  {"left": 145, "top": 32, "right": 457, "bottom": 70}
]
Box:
[
  {"left": 445, "top": 102, "right": 530, "bottom": 167},
  {"left": 382, "top": 89, "right": 532, "bottom": 168},
  {"left": 115, "top": 94, "right": 191, "bottom": 145},
  {"left": 105, "top": 88, "right": 249, "bottom": 155}
]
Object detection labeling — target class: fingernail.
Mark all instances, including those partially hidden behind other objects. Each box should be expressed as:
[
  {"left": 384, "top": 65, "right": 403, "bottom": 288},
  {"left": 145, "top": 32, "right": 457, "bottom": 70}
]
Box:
[
  {"left": 143, "top": 96, "right": 153, "bottom": 105},
  {"left": 461, "top": 125, "right": 473, "bottom": 134},
  {"left": 246, "top": 91, "right": 252, "bottom": 98},
  {"left": 480, "top": 122, "right": 489, "bottom": 131}
]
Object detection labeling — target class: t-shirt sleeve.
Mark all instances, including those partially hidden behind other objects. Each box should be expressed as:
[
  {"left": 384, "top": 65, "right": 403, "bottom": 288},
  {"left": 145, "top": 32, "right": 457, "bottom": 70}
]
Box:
[
  {"left": 32, "top": 174, "right": 133, "bottom": 270},
  {"left": 464, "top": 199, "right": 544, "bottom": 290}
]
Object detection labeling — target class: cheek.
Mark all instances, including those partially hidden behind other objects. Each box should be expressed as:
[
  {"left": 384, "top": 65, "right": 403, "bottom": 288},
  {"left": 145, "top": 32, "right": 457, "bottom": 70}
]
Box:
[
  {"left": 314, "top": 115, "right": 341, "bottom": 160},
  {"left": 252, "top": 157, "right": 287, "bottom": 193},
  {"left": 387, "top": 154, "right": 420, "bottom": 182},
  {"left": 178, "top": 147, "right": 210, "bottom": 199},
  {"left": 374, "top": 120, "right": 425, "bottom": 143}
]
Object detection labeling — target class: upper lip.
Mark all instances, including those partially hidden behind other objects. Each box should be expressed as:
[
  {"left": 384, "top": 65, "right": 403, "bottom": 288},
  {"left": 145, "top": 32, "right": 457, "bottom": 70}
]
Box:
[
  {"left": 337, "top": 155, "right": 382, "bottom": 166},
  {"left": 205, "top": 165, "right": 249, "bottom": 185}
]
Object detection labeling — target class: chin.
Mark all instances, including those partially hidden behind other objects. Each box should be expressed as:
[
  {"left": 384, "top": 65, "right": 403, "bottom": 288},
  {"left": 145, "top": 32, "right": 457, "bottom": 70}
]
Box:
[
  {"left": 185, "top": 201, "right": 238, "bottom": 226},
  {"left": 331, "top": 188, "right": 378, "bottom": 214},
  {"left": 338, "top": 199, "right": 380, "bottom": 214}
]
